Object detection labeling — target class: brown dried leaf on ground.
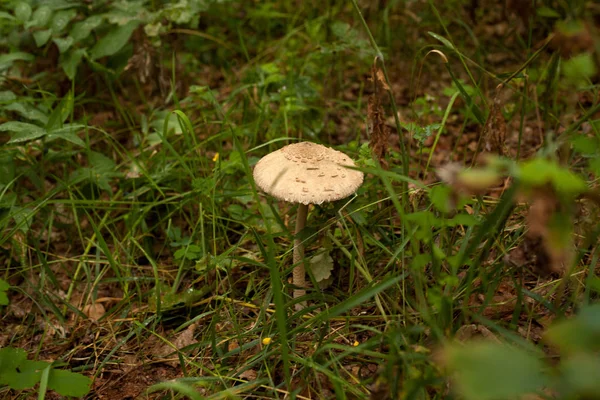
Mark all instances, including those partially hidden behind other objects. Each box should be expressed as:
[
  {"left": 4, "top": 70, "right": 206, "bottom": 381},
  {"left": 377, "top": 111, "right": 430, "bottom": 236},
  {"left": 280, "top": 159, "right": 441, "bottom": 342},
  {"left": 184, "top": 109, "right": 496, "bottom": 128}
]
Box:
[
  {"left": 368, "top": 62, "right": 391, "bottom": 169},
  {"left": 155, "top": 323, "right": 198, "bottom": 366},
  {"left": 83, "top": 302, "right": 106, "bottom": 321},
  {"left": 454, "top": 324, "right": 500, "bottom": 342}
]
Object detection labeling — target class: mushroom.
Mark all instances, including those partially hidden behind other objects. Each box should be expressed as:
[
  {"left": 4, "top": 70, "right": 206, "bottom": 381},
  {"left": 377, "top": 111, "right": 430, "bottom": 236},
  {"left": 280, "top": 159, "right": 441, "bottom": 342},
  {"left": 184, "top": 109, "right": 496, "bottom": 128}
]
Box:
[{"left": 253, "top": 142, "right": 364, "bottom": 309}]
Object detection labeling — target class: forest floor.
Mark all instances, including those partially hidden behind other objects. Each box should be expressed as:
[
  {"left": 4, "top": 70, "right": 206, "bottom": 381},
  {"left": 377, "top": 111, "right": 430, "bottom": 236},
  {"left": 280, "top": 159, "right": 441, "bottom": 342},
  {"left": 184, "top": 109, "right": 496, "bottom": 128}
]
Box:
[{"left": 1, "top": 0, "right": 600, "bottom": 399}]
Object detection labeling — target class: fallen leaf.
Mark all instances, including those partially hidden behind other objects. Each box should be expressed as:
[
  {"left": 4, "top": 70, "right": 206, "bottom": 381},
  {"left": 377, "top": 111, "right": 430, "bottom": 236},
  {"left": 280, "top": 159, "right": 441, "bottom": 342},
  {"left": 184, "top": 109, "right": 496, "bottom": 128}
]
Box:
[{"left": 83, "top": 303, "right": 106, "bottom": 321}]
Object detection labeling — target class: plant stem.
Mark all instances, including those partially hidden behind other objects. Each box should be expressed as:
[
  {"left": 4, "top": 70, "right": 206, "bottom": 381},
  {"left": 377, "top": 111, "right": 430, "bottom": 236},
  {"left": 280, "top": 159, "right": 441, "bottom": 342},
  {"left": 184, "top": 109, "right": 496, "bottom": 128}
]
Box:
[{"left": 293, "top": 203, "right": 308, "bottom": 310}]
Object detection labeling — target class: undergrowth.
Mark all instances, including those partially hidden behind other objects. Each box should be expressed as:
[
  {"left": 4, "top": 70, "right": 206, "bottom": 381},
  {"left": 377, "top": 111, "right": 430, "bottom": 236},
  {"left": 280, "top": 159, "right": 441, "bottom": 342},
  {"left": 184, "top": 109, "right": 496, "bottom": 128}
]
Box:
[{"left": 1, "top": 0, "right": 599, "bottom": 399}]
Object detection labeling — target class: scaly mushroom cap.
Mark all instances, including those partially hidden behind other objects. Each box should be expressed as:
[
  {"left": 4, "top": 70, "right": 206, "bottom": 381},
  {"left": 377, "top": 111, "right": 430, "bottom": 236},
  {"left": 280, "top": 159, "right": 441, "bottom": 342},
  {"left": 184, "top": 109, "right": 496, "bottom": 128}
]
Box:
[{"left": 253, "top": 142, "right": 364, "bottom": 205}]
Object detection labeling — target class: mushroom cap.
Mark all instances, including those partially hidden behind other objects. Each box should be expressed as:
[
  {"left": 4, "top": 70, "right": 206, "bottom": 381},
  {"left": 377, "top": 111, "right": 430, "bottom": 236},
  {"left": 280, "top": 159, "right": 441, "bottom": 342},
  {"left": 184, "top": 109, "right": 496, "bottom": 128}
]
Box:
[{"left": 253, "top": 142, "right": 364, "bottom": 205}]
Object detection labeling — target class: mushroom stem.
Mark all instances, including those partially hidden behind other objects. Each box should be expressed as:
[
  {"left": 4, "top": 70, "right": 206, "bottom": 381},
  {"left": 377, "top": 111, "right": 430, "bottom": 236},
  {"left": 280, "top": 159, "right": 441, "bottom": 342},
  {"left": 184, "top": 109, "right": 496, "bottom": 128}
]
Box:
[{"left": 293, "top": 203, "right": 308, "bottom": 310}]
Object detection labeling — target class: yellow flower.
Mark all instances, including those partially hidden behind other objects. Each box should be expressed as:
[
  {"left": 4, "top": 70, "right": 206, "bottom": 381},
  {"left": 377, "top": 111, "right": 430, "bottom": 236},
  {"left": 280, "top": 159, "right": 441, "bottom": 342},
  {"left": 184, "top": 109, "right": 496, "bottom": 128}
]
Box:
[
  {"left": 212, "top": 153, "right": 219, "bottom": 162},
  {"left": 353, "top": 341, "right": 359, "bottom": 347},
  {"left": 262, "top": 337, "right": 272, "bottom": 345}
]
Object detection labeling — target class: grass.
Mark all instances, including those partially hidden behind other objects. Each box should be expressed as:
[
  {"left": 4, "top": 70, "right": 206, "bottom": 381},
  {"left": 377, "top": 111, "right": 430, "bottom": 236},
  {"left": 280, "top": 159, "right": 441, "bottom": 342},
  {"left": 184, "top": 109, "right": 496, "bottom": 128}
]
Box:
[{"left": 1, "top": 0, "right": 600, "bottom": 398}]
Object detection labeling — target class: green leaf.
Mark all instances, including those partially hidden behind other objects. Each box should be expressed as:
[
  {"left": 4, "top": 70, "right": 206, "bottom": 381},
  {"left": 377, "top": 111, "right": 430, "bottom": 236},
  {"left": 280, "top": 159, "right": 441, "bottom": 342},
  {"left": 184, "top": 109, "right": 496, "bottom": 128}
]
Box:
[
  {"left": 50, "top": 9, "right": 77, "bottom": 34},
  {"left": 571, "top": 135, "right": 599, "bottom": 155},
  {"left": 14, "top": 2, "right": 32, "bottom": 22},
  {"left": 429, "top": 185, "right": 455, "bottom": 213},
  {"left": 308, "top": 249, "right": 334, "bottom": 283},
  {"left": 48, "top": 369, "right": 92, "bottom": 397},
  {"left": 546, "top": 304, "right": 600, "bottom": 353},
  {"left": 519, "top": 158, "right": 587, "bottom": 195},
  {"left": 561, "top": 354, "right": 600, "bottom": 397},
  {"left": 61, "top": 48, "right": 86, "bottom": 80},
  {"left": 445, "top": 213, "right": 479, "bottom": 227},
  {"left": 0, "top": 11, "right": 16, "bottom": 21},
  {"left": 537, "top": 6, "right": 562, "bottom": 18},
  {"left": 27, "top": 6, "right": 52, "bottom": 28},
  {"left": 4, "top": 102, "right": 48, "bottom": 124},
  {"left": 445, "top": 342, "right": 547, "bottom": 400},
  {"left": 0, "top": 52, "right": 35, "bottom": 70},
  {"left": 46, "top": 124, "right": 85, "bottom": 146},
  {"left": 589, "top": 158, "right": 600, "bottom": 176},
  {"left": 70, "top": 15, "right": 103, "bottom": 41},
  {"left": 562, "top": 53, "right": 598, "bottom": 88},
  {"left": 0, "top": 348, "right": 48, "bottom": 390},
  {"left": 0, "top": 122, "right": 47, "bottom": 143},
  {"left": 89, "top": 151, "right": 116, "bottom": 173},
  {"left": 33, "top": 29, "right": 52, "bottom": 47},
  {"left": 46, "top": 92, "right": 74, "bottom": 130},
  {"left": 0, "top": 90, "right": 17, "bottom": 102},
  {"left": 90, "top": 20, "right": 140, "bottom": 60},
  {"left": 52, "top": 36, "right": 74, "bottom": 53}
]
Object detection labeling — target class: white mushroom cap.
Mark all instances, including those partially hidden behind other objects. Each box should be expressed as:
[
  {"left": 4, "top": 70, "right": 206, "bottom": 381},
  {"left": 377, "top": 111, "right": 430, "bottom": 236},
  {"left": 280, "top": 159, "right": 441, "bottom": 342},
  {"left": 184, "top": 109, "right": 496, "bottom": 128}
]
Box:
[{"left": 253, "top": 142, "right": 364, "bottom": 205}]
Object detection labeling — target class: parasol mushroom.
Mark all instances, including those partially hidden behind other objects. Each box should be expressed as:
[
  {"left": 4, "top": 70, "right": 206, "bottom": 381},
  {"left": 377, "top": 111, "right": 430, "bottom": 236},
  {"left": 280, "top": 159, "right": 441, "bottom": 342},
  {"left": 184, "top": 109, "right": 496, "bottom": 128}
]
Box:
[{"left": 253, "top": 141, "right": 364, "bottom": 310}]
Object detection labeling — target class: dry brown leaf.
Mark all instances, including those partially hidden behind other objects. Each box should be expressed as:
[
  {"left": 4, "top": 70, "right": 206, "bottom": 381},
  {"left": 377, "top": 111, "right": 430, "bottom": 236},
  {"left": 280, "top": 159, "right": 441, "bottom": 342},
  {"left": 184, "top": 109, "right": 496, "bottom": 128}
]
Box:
[
  {"left": 375, "top": 68, "right": 390, "bottom": 91},
  {"left": 455, "top": 324, "right": 500, "bottom": 342},
  {"left": 156, "top": 323, "right": 198, "bottom": 362},
  {"left": 83, "top": 303, "right": 106, "bottom": 321},
  {"left": 238, "top": 369, "right": 257, "bottom": 381}
]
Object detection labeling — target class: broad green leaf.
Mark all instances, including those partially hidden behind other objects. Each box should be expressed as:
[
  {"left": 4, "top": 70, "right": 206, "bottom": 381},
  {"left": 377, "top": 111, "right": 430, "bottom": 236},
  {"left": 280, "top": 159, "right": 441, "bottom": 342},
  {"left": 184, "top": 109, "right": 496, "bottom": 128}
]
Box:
[
  {"left": 70, "top": 15, "right": 103, "bottom": 41},
  {"left": 571, "top": 135, "right": 599, "bottom": 155},
  {"left": 14, "top": 2, "right": 32, "bottom": 22},
  {"left": 0, "top": 52, "right": 35, "bottom": 70},
  {"left": 519, "top": 158, "right": 587, "bottom": 195},
  {"left": 0, "top": 11, "right": 16, "bottom": 20},
  {"left": 430, "top": 185, "right": 453, "bottom": 213},
  {"left": 410, "top": 253, "right": 430, "bottom": 270},
  {"left": 589, "top": 158, "right": 600, "bottom": 176},
  {"left": 46, "top": 126, "right": 85, "bottom": 147},
  {"left": 546, "top": 304, "right": 600, "bottom": 353},
  {"left": 551, "top": 167, "right": 587, "bottom": 194},
  {"left": 52, "top": 36, "right": 74, "bottom": 53},
  {"left": 27, "top": 5, "right": 52, "bottom": 28},
  {"left": 308, "top": 249, "right": 334, "bottom": 283},
  {"left": 46, "top": 92, "right": 74, "bottom": 129},
  {"left": 3, "top": 102, "right": 48, "bottom": 124},
  {"left": 0, "top": 348, "right": 48, "bottom": 390},
  {"left": 562, "top": 53, "right": 597, "bottom": 88},
  {"left": 519, "top": 158, "right": 554, "bottom": 186},
  {"left": 0, "top": 122, "right": 46, "bottom": 143},
  {"left": 89, "top": 151, "right": 116, "bottom": 172},
  {"left": 445, "top": 213, "right": 479, "bottom": 227},
  {"left": 561, "top": 354, "right": 600, "bottom": 397},
  {"left": 536, "top": 6, "right": 561, "bottom": 18},
  {"left": 50, "top": 9, "right": 77, "bottom": 34},
  {"left": 445, "top": 342, "right": 546, "bottom": 400},
  {"left": 0, "top": 90, "right": 17, "bottom": 101},
  {"left": 33, "top": 29, "right": 52, "bottom": 47},
  {"left": 90, "top": 20, "right": 140, "bottom": 60},
  {"left": 61, "top": 48, "right": 86, "bottom": 80},
  {"left": 48, "top": 369, "right": 92, "bottom": 397}
]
